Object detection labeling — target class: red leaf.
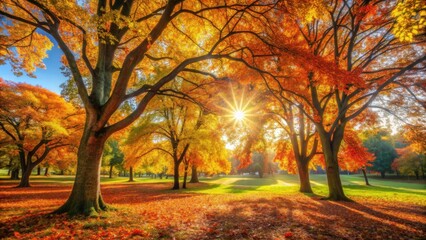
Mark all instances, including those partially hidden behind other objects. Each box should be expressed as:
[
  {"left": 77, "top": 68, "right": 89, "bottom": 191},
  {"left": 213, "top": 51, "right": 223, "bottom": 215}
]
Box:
[
  {"left": 14, "top": 231, "right": 21, "bottom": 238},
  {"left": 131, "top": 229, "right": 147, "bottom": 237},
  {"left": 284, "top": 231, "right": 293, "bottom": 238}
]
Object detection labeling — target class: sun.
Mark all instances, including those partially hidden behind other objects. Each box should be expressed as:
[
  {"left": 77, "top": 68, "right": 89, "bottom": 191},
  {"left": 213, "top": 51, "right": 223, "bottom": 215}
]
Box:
[
  {"left": 220, "top": 86, "right": 256, "bottom": 128},
  {"left": 234, "top": 110, "right": 246, "bottom": 121}
]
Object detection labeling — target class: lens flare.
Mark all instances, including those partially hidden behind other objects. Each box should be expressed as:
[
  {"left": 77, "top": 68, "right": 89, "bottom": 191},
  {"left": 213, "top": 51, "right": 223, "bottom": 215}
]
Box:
[{"left": 234, "top": 110, "right": 245, "bottom": 121}]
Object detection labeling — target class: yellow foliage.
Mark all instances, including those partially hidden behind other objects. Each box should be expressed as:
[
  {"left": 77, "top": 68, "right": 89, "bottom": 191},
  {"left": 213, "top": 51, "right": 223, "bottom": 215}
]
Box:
[{"left": 391, "top": 0, "right": 426, "bottom": 42}]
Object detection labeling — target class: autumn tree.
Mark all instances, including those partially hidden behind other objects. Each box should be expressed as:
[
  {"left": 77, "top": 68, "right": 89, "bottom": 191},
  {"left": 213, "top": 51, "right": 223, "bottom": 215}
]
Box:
[
  {"left": 272, "top": 104, "right": 319, "bottom": 193},
  {"left": 0, "top": 0, "right": 284, "bottom": 214},
  {"left": 127, "top": 97, "right": 218, "bottom": 189},
  {"left": 338, "top": 129, "right": 375, "bottom": 185},
  {"left": 183, "top": 113, "right": 230, "bottom": 186},
  {"left": 393, "top": 124, "right": 426, "bottom": 179},
  {"left": 393, "top": 146, "right": 425, "bottom": 180},
  {"left": 0, "top": 79, "right": 82, "bottom": 187},
  {"left": 258, "top": 0, "right": 425, "bottom": 200}
]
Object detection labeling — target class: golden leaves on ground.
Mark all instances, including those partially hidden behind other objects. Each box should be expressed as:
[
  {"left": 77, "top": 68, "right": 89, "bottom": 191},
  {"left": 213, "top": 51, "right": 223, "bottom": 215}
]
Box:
[{"left": 0, "top": 182, "right": 425, "bottom": 239}]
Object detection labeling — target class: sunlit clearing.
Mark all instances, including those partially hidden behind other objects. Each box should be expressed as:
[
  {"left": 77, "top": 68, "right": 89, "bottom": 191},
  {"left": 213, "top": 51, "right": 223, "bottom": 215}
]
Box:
[{"left": 234, "top": 110, "right": 245, "bottom": 121}]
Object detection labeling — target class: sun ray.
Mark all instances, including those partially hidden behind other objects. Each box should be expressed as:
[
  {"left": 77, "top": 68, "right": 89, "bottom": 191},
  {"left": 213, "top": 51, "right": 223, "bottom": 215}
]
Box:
[{"left": 219, "top": 85, "right": 257, "bottom": 129}]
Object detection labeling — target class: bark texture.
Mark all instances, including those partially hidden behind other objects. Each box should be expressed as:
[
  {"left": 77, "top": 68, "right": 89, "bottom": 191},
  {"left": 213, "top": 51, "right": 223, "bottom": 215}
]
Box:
[
  {"left": 297, "top": 161, "right": 313, "bottom": 193},
  {"left": 55, "top": 132, "right": 107, "bottom": 216},
  {"left": 189, "top": 165, "right": 199, "bottom": 183}
]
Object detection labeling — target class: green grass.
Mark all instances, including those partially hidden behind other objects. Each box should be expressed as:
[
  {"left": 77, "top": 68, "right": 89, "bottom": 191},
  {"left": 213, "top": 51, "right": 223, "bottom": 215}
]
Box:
[
  {"left": 182, "top": 174, "right": 425, "bottom": 204},
  {"left": 1, "top": 170, "right": 424, "bottom": 204}
]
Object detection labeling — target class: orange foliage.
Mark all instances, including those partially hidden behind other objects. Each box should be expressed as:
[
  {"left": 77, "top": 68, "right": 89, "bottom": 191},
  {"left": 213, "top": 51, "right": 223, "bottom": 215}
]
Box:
[
  {"left": 274, "top": 141, "right": 297, "bottom": 174},
  {"left": 339, "top": 130, "right": 374, "bottom": 172}
]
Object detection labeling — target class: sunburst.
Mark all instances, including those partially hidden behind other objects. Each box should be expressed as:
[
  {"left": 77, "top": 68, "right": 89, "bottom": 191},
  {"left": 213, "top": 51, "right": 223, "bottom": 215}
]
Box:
[{"left": 221, "top": 86, "right": 256, "bottom": 128}]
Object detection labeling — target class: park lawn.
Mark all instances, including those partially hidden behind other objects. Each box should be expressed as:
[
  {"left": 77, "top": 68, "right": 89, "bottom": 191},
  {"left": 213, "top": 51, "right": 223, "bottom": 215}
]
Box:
[{"left": 0, "top": 174, "right": 425, "bottom": 239}]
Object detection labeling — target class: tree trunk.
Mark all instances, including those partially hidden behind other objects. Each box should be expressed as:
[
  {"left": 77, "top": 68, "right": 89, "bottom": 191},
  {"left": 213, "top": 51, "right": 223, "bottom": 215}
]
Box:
[
  {"left": 189, "top": 165, "right": 199, "bottom": 183},
  {"left": 321, "top": 144, "right": 350, "bottom": 201},
  {"left": 361, "top": 167, "right": 370, "bottom": 186},
  {"left": 109, "top": 165, "right": 113, "bottom": 178},
  {"left": 129, "top": 166, "right": 134, "bottom": 182},
  {"left": 296, "top": 160, "right": 313, "bottom": 193},
  {"left": 172, "top": 161, "right": 180, "bottom": 190},
  {"left": 37, "top": 166, "right": 41, "bottom": 175},
  {"left": 325, "top": 160, "right": 349, "bottom": 201},
  {"left": 414, "top": 170, "right": 419, "bottom": 180},
  {"left": 317, "top": 127, "right": 350, "bottom": 201},
  {"left": 44, "top": 167, "right": 49, "bottom": 176},
  {"left": 55, "top": 134, "right": 107, "bottom": 216},
  {"left": 10, "top": 169, "right": 19, "bottom": 180},
  {"left": 18, "top": 167, "right": 32, "bottom": 187},
  {"left": 380, "top": 171, "right": 385, "bottom": 178},
  {"left": 7, "top": 158, "right": 13, "bottom": 176},
  {"left": 60, "top": 169, "right": 64, "bottom": 175},
  {"left": 182, "top": 163, "right": 189, "bottom": 189}
]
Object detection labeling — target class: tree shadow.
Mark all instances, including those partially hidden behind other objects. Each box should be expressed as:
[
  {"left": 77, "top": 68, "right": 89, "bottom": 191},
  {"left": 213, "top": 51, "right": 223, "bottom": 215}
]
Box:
[
  {"left": 194, "top": 196, "right": 425, "bottom": 239},
  {"left": 344, "top": 185, "right": 426, "bottom": 196}
]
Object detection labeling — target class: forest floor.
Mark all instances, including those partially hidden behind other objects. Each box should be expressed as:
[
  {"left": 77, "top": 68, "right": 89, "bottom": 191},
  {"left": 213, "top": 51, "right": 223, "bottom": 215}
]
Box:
[{"left": 0, "top": 174, "right": 425, "bottom": 239}]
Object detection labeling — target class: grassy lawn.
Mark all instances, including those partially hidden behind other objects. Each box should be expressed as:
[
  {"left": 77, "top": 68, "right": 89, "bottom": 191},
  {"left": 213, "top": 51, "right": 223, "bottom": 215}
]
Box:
[
  {"left": 187, "top": 174, "right": 425, "bottom": 200},
  {"left": 0, "top": 173, "right": 425, "bottom": 239}
]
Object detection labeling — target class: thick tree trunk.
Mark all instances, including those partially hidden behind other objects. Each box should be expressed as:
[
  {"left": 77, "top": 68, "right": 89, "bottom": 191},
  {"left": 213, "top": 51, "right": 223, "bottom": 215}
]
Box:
[
  {"left": 60, "top": 169, "right": 64, "bottom": 175},
  {"left": 361, "top": 168, "right": 370, "bottom": 186},
  {"left": 297, "top": 160, "right": 313, "bottom": 193},
  {"left": 109, "top": 165, "right": 113, "bottom": 178},
  {"left": 189, "top": 165, "right": 199, "bottom": 183},
  {"left": 172, "top": 162, "right": 180, "bottom": 190},
  {"left": 10, "top": 169, "right": 19, "bottom": 180},
  {"left": 55, "top": 134, "right": 107, "bottom": 216},
  {"left": 324, "top": 159, "right": 349, "bottom": 201},
  {"left": 37, "top": 166, "right": 41, "bottom": 175},
  {"left": 17, "top": 167, "right": 32, "bottom": 187},
  {"left": 380, "top": 171, "right": 385, "bottom": 178},
  {"left": 44, "top": 167, "right": 49, "bottom": 176},
  {"left": 414, "top": 170, "right": 419, "bottom": 180},
  {"left": 129, "top": 166, "right": 134, "bottom": 182},
  {"left": 317, "top": 127, "right": 350, "bottom": 201},
  {"left": 182, "top": 163, "right": 189, "bottom": 189}
]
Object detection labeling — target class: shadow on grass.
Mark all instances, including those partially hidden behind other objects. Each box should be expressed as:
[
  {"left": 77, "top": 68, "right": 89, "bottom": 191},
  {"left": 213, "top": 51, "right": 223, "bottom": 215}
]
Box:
[
  {"left": 1, "top": 179, "right": 425, "bottom": 239},
  {"left": 344, "top": 184, "right": 426, "bottom": 196},
  {"left": 198, "top": 196, "right": 425, "bottom": 240}
]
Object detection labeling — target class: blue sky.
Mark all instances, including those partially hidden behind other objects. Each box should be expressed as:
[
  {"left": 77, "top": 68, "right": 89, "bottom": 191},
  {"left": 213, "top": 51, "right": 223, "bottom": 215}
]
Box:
[{"left": 0, "top": 41, "right": 66, "bottom": 94}]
